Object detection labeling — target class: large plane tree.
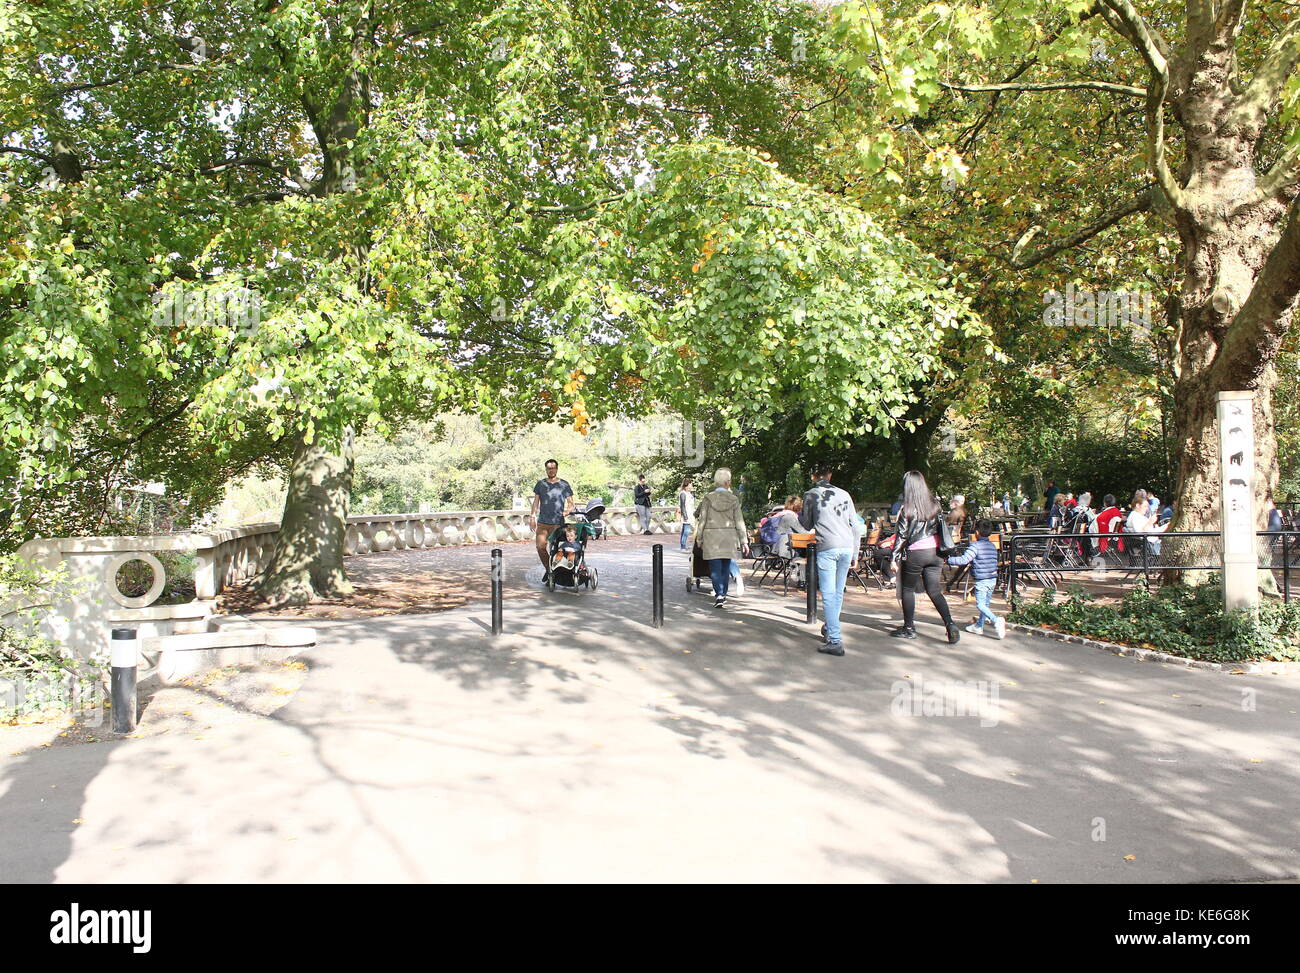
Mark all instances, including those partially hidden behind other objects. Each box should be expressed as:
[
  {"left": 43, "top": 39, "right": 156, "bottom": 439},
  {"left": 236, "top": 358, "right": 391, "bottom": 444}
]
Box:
[{"left": 833, "top": 0, "right": 1300, "bottom": 535}]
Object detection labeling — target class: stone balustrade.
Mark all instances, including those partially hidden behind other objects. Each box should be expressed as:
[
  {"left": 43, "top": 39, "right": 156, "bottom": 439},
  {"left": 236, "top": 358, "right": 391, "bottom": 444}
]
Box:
[{"left": 7, "top": 505, "right": 678, "bottom": 661}]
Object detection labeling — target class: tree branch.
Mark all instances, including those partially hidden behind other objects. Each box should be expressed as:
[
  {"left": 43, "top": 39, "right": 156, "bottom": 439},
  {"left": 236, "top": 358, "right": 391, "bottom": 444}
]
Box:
[
  {"left": 951, "top": 7, "right": 1101, "bottom": 154},
  {"left": 1214, "top": 0, "right": 1250, "bottom": 49},
  {"left": 1100, "top": 1, "right": 1187, "bottom": 211},
  {"left": 999, "top": 186, "right": 1156, "bottom": 269},
  {"left": 1236, "top": 140, "right": 1300, "bottom": 211},
  {"left": 0, "top": 145, "right": 52, "bottom": 163},
  {"left": 942, "top": 79, "right": 1147, "bottom": 98},
  {"left": 1184, "top": 0, "right": 1216, "bottom": 52},
  {"left": 1210, "top": 197, "right": 1300, "bottom": 388},
  {"left": 1227, "top": 17, "right": 1300, "bottom": 137},
  {"left": 531, "top": 194, "right": 624, "bottom": 215},
  {"left": 53, "top": 58, "right": 218, "bottom": 97},
  {"left": 234, "top": 189, "right": 311, "bottom": 206}
]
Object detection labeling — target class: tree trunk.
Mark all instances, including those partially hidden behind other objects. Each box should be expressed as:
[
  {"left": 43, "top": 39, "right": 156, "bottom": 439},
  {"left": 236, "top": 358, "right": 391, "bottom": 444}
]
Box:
[
  {"left": 898, "top": 425, "right": 931, "bottom": 476},
  {"left": 256, "top": 14, "right": 374, "bottom": 606},
  {"left": 1166, "top": 166, "right": 1287, "bottom": 579},
  {"left": 1160, "top": 15, "right": 1300, "bottom": 580},
  {"left": 258, "top": 429, "right": 355, "bottom": 606},
  {"left": 897, "top": 402, "right": 943, "bottom": 476}
]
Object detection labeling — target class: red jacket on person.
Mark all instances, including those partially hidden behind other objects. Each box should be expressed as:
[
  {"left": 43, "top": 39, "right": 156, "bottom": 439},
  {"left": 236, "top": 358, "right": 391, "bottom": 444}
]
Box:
[{"left": 1096, "top": 506, "right": 1124, "bottom": 553}]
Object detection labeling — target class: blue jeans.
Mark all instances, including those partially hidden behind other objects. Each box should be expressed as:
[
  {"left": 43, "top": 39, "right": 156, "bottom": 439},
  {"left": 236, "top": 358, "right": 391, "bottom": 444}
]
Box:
[
  {"left": 974, "top": 577, "right": 998, "bottom": 627},
  {"left": 709, "top": 558, "right": 734, "bottom": 597},
  {"left": 816, "top": 548, "right": 853, "bottom": 643},
  {"left": 680, "top": 522, "right": 693, "bottom": 549}
]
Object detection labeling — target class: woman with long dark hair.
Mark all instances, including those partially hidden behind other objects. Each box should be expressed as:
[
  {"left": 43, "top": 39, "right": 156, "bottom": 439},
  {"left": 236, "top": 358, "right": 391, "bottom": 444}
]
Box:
[{"left": 890, "top": 470, "right": 959, "bottom": 642}]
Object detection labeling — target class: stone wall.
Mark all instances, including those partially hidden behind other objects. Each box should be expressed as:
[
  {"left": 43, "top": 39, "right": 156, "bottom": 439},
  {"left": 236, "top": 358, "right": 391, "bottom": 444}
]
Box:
[{"left": 5, "top": 505, "right": 678, "bottom": 661}]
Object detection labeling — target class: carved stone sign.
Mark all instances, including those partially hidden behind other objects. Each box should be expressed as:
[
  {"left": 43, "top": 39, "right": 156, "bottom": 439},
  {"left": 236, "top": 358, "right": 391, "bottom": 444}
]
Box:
[{"left": 1218, "top": 391, "right": 1258, "bottom": 613}]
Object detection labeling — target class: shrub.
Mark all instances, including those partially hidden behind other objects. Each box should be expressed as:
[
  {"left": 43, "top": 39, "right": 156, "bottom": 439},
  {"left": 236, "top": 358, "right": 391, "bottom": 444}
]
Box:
[{"left": 1009, "top": 578, "right": 1300, "bottom": 663}]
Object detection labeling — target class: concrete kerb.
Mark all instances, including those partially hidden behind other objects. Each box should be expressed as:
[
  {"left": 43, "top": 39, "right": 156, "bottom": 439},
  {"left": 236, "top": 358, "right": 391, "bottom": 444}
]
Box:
[{"left": 1008, "top": 622, "right": 1300, "bottom": 676}]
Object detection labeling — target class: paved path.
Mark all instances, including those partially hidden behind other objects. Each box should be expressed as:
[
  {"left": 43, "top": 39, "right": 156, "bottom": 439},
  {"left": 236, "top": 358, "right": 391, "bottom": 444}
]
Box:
[{"left": 3, "top": 540, "right": 1299, "bottom": 882}]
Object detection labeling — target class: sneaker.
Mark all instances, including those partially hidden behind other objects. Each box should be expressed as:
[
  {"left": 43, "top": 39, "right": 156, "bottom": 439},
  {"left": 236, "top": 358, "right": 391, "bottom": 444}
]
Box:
[
  {"left": 994, "top": 617, "right": 1006, "bottom": 639},
  {"left": 818, "top": 642, "right": 845, "bottom": 657},
  {"left": 965, "top": 623, "right": 985, "bottom": 636},
  {"left": 713, "top": 596, "right": 726, "bottom": 609},
  {"left": 946, "top": 623, "right": 961, "bottom": 644},
  {"left": 889, "top": 626, "right": 916, "bottom": 639}
]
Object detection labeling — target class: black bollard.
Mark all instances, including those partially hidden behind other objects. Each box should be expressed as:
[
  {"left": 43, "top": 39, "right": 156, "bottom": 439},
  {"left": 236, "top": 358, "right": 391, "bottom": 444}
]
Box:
[
  {"left": 110, "top": 628, "right": 138, "bottom": 734},
  {"left": 805, "top": 541, "right": 818, "bottom": 624},
  {"left": 652, "top": 543, "right": 664, "bottom": 628},
  {"left": 491, "top": 548, "right": 503, "bottom": 635}
]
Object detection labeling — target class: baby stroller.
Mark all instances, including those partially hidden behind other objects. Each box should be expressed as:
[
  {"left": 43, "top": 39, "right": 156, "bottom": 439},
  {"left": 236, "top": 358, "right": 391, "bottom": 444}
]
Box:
[
  {"left": 546, "top": 502, "right": 603, "bottom": 592},
  {"left": 581, "top": 498, "right": 607, "bottom": 540}
]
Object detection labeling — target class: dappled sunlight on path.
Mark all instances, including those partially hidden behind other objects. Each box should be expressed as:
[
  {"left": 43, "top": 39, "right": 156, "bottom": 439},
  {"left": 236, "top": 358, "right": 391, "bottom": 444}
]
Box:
[{"left": 3, "top": 541, "right": 1298, "bottom": 882}]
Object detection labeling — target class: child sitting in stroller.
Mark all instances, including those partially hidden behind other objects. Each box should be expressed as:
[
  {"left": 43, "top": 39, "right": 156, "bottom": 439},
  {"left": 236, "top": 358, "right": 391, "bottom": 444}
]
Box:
[
  {"left": 552, "top": 527, "right": 581, "bottom": 572},
  {"left": 545, "top": 503, "right": 603, "bottom": 591}
]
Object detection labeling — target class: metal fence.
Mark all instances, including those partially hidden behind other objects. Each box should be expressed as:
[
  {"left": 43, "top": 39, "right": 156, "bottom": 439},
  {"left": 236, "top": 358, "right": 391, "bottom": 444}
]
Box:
[{"left": 1003, "top": 529, "right": 1300, "bottom": 604}]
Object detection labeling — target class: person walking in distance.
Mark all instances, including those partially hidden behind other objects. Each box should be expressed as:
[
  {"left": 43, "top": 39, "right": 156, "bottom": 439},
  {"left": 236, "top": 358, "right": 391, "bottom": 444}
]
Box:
[
  {"left": 890, "top": 470, "right": 960, "bottom": 643},
  {"left": 800, "top": 462, "right": 863, "bottom": 656},
  {"left": 634, "top": 473, "right": 653, "bottom": 535},
  {"left": 530, "top": 459, "right": 574, "bottom": 572},
  {"left": 1043, "top": 480, "right": 1060, "bottom": 510},
  {"left": 694, "top": 468, "right": 749, "bottom": 608},
  {"left": 678, "top": 477, "right": 696, "bottom": 551}
]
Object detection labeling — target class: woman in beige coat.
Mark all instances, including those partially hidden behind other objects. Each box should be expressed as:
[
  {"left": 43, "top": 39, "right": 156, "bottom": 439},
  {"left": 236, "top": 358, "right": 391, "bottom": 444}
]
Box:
[{"left": 694, "top": 468, "right": 750, "bottom": 608}]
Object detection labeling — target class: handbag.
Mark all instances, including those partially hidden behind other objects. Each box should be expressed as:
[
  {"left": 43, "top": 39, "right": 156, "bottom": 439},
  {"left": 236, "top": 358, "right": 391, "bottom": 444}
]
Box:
[
  {"left": 892, "top": 519, "right": 911, "bottom": 565},
  {"left": 937, "top": 518, "right": 957, "bottom": 557}
]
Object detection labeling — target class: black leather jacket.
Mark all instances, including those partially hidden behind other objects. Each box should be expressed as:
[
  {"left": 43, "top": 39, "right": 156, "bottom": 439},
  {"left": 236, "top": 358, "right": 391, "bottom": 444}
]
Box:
[{"left": 891, "top": 514, "right": 943, "bottom": 560}]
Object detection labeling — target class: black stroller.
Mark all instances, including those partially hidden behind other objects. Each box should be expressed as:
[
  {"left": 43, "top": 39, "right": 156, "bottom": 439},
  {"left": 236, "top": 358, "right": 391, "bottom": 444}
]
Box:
[
  {"left": 545, "top": 502, "right": 603, "bottom": 592},
  {"left": 581, "top": 498, "right": 607, "bottom": 540}
]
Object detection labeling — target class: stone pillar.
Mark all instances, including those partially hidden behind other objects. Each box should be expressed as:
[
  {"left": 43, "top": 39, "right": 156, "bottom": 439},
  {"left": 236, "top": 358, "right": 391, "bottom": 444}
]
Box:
[
  {"left": 193, "top": 551, "right": 217, "bottom": 600},
  {"left": 1218, "top": 391, "right": 1258, "bottom": 614}
]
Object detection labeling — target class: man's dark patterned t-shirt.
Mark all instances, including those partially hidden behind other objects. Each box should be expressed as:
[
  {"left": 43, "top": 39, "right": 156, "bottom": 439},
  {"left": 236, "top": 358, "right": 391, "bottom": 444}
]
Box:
[{"left": 534, "top": 478, "right": 573, "bottom": 524}]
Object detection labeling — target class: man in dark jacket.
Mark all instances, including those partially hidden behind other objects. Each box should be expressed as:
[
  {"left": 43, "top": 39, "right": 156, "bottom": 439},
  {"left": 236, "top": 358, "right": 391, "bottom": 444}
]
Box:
[
  {"left": 1044, "top": 480, "right": 1060, "bottom": 510},
  {"left": 634, "top": 474, "right": 652, "bottom": 534}
]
